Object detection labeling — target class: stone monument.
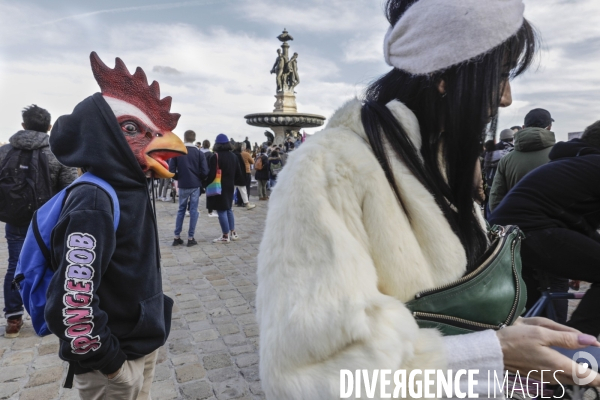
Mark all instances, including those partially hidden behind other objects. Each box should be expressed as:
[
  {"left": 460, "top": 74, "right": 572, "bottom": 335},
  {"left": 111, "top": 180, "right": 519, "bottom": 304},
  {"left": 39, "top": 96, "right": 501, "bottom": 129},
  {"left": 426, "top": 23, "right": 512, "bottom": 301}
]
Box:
[{"left": 244, "top": 29, "right": 325, "bottom": 146}]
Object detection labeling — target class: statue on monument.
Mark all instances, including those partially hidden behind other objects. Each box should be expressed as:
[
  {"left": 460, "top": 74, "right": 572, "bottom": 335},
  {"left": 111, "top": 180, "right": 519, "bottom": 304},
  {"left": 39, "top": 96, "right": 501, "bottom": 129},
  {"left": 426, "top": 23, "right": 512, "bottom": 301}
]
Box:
[
  {"left": 270, "top": 49, "right": 287, "bottom": 93},
  {"left": 286, "top": 52, "right": 299, "bottom": 91},
  {"left": 270, "top": 29, "right": 300, "bottom": 93},
  {"left": 264, "top": 130, "right": 275, "bottom": 146}
]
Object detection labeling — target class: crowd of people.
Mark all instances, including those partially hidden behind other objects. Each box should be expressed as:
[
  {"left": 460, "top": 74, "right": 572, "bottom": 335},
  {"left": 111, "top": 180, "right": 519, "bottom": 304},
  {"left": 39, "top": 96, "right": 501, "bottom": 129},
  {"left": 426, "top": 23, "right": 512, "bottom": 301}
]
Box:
[{"left": 162, "top": 132, "right": 301, "bottom": 245}]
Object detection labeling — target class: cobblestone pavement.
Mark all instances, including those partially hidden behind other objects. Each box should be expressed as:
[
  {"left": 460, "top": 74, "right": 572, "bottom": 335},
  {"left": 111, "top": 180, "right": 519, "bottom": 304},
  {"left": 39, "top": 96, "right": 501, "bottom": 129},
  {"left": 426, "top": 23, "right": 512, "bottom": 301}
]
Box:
[{"left": 0, "top": 195, "right": 267, "bottom": 400}]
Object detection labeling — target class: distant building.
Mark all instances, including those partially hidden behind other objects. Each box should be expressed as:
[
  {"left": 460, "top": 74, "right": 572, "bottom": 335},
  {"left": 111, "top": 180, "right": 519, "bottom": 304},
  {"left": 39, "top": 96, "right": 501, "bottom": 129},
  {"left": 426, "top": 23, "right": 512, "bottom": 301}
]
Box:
[{"left": 569, "top": 132, "right": 583, "bottom": 140}]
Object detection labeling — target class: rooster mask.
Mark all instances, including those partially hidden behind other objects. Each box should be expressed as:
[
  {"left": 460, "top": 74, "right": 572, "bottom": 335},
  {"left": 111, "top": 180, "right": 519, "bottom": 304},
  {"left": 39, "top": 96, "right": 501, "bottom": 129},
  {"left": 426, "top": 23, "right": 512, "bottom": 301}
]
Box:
[{"left": 89, "top": 52, "right": 186, "bottom": 178}]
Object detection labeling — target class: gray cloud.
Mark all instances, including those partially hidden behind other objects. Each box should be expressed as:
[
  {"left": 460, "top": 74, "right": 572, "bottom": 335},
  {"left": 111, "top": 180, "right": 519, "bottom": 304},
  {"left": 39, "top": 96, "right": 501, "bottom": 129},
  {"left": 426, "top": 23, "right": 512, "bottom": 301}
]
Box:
[{"left": 153, "top": 66, "right": 182, "bottom": 75}]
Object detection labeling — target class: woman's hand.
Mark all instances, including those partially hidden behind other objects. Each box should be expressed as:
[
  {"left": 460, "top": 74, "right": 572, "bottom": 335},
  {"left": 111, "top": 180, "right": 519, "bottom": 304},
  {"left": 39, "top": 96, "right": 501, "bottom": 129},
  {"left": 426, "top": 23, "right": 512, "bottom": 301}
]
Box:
[
  {"left": 514, "top": 316, "right": 581, "bottom": 333},
  {"left": 497, "top": 323, "right": 600, "bottom": 386}
]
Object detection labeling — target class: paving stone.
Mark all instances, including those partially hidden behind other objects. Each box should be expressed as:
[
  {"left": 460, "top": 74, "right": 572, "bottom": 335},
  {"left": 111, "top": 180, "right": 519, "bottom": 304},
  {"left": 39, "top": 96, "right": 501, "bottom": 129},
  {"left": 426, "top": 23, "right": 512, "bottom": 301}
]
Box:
[
  {"left": 154, "top": 363, "right": 172, "bottom": 382},
  {"left": 249, "top": 381, "right": 265, "bottom": 396},
  {"left": 169, "top": 339, "right": 194, "bottom": 355},
  {"left": 151, "top": 379, "right": 179, "bottom": 400},
  {"left": 11, "top": 336, "right": 41, "bottom": 351},
  {"left": 26, "top": 365, "right": 63, "bottom": 387},
  {"left": 176, "top": 363, "right": 207, "bottom": 382},
  {"left": 229, "top": 305, "right": 251, "bottom": 315},
  {"left": 0, "top": 382, "right": 20, "bottom": 399},
  {"left": 0, "top": 364, "right": 27, "bottom": 382},
  {"left": 235, "top": 354, "right": 259, "bottom": 369},
  {"left": 203, "top": 353, "right": 232, "bottom": 370},
  {"left": 240, "top": 365, "right": 260, "bottom": 382},
  {"left": 193, "top": 329, "right": 220, "bottom": 342},
  {"left": 196, "top": 339, "right": 228, "bottom": 353},
  {"left": 207, "top": 366, "right": 240, "bottom": 383},
  {"left": 243, "top": 325, "right": 259, "bottom": 338},
  {"left": 216, "top": 324, "right": 240, "bottom": 336},
  {"left": 181, "top": 380, "right": 214, "bottom": 399},
  {"left": 37, "top": 342, "right": 59, "bottom": 356},
  {"left": 223, "top": 334, "right": 246, "bottom": 347},
  {"left": 19, "top": 382, "right": 60, "bottom": 400},
  {"left": 229, "top": 345, "right": 254, "bottom": 356},
  {"left": 1, "top": 350, "right": 34, "bottom": 366},
  {"left": 214, "top": 377, "right": 248, "bottom": 400},
  {"left": 172, "top": 353, "right": 200, "bottom": 366}
]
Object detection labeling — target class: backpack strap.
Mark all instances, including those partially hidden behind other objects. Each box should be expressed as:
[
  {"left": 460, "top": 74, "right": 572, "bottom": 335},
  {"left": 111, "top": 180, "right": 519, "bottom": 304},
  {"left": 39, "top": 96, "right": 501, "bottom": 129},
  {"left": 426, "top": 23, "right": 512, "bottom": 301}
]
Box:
[{"left": 71, "top": 172, "right": 120, "bottom": 230}]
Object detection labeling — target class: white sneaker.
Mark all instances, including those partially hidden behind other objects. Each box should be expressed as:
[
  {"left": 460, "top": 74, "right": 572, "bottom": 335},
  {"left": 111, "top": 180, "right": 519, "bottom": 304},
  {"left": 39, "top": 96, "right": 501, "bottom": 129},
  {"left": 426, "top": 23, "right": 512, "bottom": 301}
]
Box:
[
  {"left": 208, "top": 212, "right": 218, "bottom": 218},
  {"left": 186, "top": 211, "right": 190, "bottom": 217},
  {"left": 230, "top": 231, "right": 239, "bottom": 241},
  {"left": 213, "top": 235, "right": 230, "bottom": 244},
  {"left": 245, "top": 203, "right": 256, "bottom": 210}
]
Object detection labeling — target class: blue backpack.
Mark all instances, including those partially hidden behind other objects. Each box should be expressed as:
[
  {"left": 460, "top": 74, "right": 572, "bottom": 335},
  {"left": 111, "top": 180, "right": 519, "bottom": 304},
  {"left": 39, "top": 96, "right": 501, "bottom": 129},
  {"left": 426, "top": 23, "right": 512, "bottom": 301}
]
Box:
[{"left": 14, "top": 172, "right": 120, "bottom": 336}]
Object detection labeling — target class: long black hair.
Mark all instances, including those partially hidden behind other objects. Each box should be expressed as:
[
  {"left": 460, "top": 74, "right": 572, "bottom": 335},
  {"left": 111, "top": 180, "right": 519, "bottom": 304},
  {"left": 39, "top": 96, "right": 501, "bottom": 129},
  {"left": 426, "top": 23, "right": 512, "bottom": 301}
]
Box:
[{"left": 362, "top": 0, "right": 538, "bottom": 270}]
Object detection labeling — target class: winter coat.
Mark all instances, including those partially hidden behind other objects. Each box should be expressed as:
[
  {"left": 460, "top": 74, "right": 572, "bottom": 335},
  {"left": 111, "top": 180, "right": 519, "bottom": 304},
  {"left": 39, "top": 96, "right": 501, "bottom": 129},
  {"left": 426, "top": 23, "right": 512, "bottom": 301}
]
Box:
[
  {"left": 489, "top": 127, "right": 555, "bottom": 211},
  {"left": 256, "top": 99, "right": 492, "bottom": 399},
  {"left": 168, "top": 144, "right": 209, "bottom": 189},
  {"left": 254, "top": 154, "right": 269, "bottom": 181},
  {"left": 233, "top": 151, "right": 247, "bottom": 186},
  {"left": 490, "top": 139, "right": 600, "bottom": 237},
  {"left": 45, "top": 93, "right": 172, "bottom": 375},
  {"left": 0, "top": 130, "right": 77, "bottom": 194},
  {"left": 241, "top": 150, "right": 254, "bottom": 173},
  {"left": 205, "top": 150, "right": 241, "bottom": 211}
]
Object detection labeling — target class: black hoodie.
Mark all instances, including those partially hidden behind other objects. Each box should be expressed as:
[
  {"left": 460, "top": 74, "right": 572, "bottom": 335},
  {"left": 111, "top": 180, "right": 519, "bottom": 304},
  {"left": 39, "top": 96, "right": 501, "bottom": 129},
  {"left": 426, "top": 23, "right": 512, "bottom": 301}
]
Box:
[
  {"left": 490, "top": 139, "right": 600, "bottom": 237},
  {"left": 45, "top": 93, "right": 173, "bottom": 375}
]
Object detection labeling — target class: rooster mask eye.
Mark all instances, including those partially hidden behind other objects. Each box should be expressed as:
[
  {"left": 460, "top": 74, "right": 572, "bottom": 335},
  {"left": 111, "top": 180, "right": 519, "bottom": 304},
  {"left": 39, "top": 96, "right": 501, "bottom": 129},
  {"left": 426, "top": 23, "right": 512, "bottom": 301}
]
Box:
[{"left": 121, "top": 121, "right": 139, "bottom": 135}]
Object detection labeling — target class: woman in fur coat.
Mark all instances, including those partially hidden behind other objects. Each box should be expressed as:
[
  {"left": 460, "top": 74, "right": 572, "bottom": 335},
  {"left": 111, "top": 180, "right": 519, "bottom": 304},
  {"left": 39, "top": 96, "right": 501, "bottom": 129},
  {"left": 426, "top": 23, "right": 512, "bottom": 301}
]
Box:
[{"left": 256, "top": 0, "right": 600, "bottom": 399}]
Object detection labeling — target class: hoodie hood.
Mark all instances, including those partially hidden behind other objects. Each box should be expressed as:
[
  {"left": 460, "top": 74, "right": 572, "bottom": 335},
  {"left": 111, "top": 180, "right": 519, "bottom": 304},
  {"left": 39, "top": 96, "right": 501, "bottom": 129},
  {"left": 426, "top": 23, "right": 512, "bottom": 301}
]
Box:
[
  {"left": 549, "top": 138, "right": 600, "bottom": 161},
  {"left": 514, "top": 127, "right": 555, "bottom": 152},
  {"left": 9, "top": 130, "right": 49, "bottom": 150},
  {"left": 50, "top": 93, "right": 147, "bottom": 189}
]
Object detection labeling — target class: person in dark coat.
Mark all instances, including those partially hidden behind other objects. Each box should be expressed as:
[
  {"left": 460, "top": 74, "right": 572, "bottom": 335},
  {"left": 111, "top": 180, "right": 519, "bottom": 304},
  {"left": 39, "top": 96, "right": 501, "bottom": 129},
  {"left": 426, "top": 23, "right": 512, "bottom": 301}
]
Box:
[
  {"left": 255, "top": 147, "right": 270, "bottom": 200},
  {"left": 232, "top": 142, "right": 255, "bottom": 209},
  {"left": 206, "top": 134, "right": 242, "bottom": 243},
  {"left": 490, "top": 120, "right": 600, "bottom": 336}
]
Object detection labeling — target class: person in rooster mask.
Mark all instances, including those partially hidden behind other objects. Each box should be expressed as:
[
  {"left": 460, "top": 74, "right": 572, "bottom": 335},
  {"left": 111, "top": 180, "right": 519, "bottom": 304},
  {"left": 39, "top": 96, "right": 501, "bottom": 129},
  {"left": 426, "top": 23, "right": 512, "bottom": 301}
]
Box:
[{"left": 45, "top": 52, "right": 187, "bottom": 399}]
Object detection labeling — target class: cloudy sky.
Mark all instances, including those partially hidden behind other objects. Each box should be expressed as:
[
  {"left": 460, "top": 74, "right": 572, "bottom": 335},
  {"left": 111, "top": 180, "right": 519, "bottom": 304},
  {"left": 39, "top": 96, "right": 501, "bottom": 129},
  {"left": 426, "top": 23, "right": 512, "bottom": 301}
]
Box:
[{"left": 0, "top": 0, "right": 598, "bottom": 145}]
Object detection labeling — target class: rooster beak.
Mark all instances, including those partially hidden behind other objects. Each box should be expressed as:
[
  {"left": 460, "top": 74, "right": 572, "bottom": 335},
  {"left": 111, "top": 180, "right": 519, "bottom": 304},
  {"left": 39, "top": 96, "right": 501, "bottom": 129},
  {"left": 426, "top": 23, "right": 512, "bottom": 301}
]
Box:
[{"left": 144, "top": 132, "right": 187, "bottom": 178}]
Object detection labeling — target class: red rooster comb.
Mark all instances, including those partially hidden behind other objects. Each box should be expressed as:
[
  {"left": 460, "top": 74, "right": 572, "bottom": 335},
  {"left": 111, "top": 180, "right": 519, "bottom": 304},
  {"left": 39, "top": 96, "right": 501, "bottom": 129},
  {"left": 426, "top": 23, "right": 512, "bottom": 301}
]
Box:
[{"left": 90, "top": 51, "right": 180, "bottom": 131}]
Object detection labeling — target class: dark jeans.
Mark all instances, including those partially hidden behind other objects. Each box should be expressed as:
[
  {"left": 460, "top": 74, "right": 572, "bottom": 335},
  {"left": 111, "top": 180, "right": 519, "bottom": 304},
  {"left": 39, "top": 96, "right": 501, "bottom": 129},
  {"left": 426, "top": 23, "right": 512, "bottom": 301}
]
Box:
[
  {"left": 4, "top": 224, "right": 27, "bottom": 318},
  {"left": 245, "top": 173, "right": 251, "bottom": 201},
  {"left": 520, "top": 227, "right": 600, "bottom": 336}
]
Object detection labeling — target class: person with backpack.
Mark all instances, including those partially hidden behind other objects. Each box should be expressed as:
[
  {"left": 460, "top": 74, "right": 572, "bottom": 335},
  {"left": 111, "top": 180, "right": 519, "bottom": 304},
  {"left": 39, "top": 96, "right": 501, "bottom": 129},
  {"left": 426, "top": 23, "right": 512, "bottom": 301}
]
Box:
[
  {"left": 206, "top": 134, "right": 243, "bottom": 243},
  {"left": 0, "top": 104, "right": 77, "bottom": 338},
  {"left": 268, "top": 150, "right": 283, "bottom": 188},
  {"left": 255, "top": 147, "right": 269, "bottom": 200},
  {"left": 33, "top": 53, "right": 187, "bottom": 399}
]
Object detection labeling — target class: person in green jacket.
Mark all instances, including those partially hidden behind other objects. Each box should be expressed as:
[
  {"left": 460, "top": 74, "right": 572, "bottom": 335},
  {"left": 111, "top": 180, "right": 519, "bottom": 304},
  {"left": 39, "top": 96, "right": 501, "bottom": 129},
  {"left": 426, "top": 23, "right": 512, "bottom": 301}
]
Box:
[{"left": 489, "top": 108, "right": 555, "bottom": 212}]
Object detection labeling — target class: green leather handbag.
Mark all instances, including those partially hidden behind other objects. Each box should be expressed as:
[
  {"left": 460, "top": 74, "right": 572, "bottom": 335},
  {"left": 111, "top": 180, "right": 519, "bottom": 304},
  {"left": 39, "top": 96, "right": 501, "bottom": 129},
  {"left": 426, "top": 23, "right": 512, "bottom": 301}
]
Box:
[{"left": 405, "top": 225, "right": 527, "bottom": 336}]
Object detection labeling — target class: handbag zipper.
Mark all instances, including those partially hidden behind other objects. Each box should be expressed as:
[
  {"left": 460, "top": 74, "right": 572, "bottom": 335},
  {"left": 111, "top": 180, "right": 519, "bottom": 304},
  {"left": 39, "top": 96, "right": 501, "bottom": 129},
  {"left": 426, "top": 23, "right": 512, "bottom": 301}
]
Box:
[
  {"left": 414, "top": 226, "right": 512, "bottom": 299},
  {"left": 503, "top": 239, "right": 520, "bottom": 325},
  {"left": 412, "top": 312, "right": 506, "bottom": 331}
]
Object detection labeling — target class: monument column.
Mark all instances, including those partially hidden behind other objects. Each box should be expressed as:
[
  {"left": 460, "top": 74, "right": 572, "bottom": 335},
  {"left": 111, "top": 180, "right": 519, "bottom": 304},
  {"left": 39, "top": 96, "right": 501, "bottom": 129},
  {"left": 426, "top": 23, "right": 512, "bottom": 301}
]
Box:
[{"left": 244, "top": 29, "right": 326, "bottom": 146}]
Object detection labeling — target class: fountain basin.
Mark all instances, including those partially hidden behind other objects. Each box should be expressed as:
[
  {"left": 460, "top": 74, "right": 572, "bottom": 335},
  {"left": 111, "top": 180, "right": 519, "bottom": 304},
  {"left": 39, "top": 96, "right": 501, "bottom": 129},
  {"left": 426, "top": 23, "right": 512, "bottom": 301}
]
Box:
[{"left": 244, "top": 112, "right": 326, "bottom": 129}]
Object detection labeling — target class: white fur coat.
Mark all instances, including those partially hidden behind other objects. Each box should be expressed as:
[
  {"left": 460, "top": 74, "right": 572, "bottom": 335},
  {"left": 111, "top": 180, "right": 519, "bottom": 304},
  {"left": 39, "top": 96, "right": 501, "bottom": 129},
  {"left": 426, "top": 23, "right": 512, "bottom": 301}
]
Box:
[{"left": 256, "top": 99, "right": 475, "bottom": 399}]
